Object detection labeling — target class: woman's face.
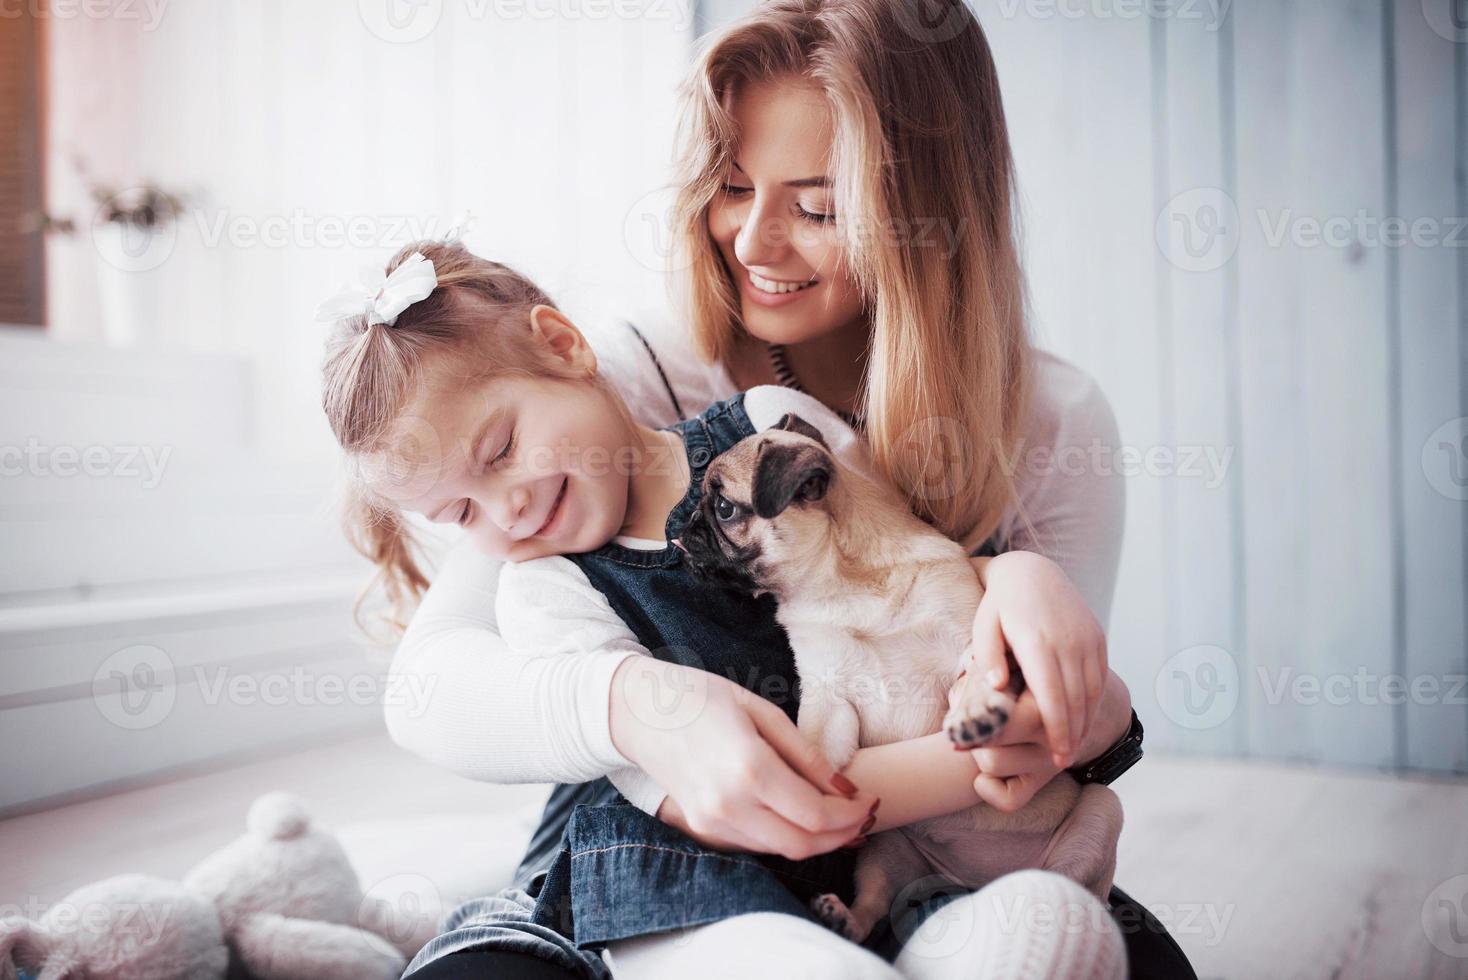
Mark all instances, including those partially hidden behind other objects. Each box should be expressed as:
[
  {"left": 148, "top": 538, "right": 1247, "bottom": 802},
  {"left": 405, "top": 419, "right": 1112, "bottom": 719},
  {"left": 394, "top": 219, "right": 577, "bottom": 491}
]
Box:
[{"left": 706, "top": 76, "right": 866, "bottom": 346}]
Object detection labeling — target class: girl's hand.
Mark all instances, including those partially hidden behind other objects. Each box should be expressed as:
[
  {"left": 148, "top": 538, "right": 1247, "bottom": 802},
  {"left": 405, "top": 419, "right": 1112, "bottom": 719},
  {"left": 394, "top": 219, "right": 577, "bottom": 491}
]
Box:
[
  {"left": 965, "top": 551, "right": 1108, "bottom": 770},
  {"left": 609, "top": 655, "right": 879, "bottom": 860},
  {"left": 954, "top": 668, "right": 1133, "bottom": 812}
]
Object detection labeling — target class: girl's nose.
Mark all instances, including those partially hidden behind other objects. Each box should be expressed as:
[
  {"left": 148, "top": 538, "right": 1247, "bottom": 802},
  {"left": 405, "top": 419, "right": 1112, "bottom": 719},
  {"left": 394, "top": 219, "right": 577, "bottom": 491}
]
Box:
[
  {"left": 494, "top": 485, "right": 532, "bottom": 533},
  {"left": 734, "top": 194, "right": 789, "bottom": 269}
]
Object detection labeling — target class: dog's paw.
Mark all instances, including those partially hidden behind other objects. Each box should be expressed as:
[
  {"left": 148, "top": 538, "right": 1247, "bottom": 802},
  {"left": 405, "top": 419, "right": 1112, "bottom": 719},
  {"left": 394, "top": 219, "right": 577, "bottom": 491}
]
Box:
[
  {"left": 943, "top": 679, "right": 1016, "bottom": 750},
  {"left": 811, "top": 893, "right": 860, "bottom": 939}
]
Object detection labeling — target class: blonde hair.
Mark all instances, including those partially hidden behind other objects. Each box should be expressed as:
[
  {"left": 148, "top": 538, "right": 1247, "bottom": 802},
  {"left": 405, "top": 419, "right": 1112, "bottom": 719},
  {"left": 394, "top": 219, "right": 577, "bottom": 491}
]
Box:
[
  {"left": 321, "top": 240, "right": 611, "bottom": 633},
  {"left": 672, "top": 0, "right": 1032, "bottom": 551}
]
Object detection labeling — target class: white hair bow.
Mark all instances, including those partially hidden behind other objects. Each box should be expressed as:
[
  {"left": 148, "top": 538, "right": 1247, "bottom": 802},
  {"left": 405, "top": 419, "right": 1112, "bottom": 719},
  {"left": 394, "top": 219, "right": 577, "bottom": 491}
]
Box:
[{"left": 314, "top": 251, "right": 438, "bottom": 327}]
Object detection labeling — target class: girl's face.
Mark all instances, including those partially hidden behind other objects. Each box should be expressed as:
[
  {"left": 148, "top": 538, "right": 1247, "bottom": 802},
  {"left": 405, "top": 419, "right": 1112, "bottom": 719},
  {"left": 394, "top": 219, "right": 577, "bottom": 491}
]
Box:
[
  {"left": 706, "top": 76, "right": 866, "bottom": 346},
  {"left": 372, "top": 310, "right": 639, "bottom": 563}
]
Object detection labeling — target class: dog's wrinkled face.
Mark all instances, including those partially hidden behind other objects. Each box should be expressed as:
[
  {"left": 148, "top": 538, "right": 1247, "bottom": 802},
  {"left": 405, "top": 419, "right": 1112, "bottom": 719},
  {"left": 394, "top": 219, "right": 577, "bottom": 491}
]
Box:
[{"left": 676, "top": 413, "right": 835, "bottom": 597}]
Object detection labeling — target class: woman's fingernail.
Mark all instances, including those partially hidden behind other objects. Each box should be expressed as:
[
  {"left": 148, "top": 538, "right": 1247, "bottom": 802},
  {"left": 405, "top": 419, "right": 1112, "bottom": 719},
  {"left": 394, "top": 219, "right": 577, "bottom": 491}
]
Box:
[
  {"left": 985, "top": 668, "right": 1004, "bottom": 686},
  {"left": 831, "top": 772, "right": 858, "bottom": 797},
  {"left": 859, "top": 814, "right": 876, "bottom": 834}
]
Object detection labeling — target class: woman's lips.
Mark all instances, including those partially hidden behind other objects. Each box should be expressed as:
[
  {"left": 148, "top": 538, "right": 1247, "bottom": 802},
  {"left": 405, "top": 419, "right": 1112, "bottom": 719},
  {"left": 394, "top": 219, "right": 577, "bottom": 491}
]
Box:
[
  {"left": 741, "top": 268, "right": 820, "bottom": 308},
  {"left": 535, "top": 478, "right": 569, "bottom": 538}
]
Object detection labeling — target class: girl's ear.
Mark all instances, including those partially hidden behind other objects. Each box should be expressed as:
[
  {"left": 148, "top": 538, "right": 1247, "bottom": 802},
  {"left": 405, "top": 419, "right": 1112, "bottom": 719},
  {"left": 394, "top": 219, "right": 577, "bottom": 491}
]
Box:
[{"left": 529, "top": 304, "right": 598, "bottom": 376}]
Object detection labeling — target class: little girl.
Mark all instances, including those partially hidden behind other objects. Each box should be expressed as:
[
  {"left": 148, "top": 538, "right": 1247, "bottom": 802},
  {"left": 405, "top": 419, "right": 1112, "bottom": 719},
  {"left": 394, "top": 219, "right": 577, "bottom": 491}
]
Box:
[{"left": 319, "top": 240, "right": 1127, "bottom": 979}]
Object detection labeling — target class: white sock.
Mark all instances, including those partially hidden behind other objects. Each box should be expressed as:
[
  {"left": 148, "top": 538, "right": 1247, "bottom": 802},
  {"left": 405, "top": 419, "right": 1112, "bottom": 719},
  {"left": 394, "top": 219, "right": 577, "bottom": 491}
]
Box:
[{"left": 894, "top": 870, "right": 1127, "bottom": 980}]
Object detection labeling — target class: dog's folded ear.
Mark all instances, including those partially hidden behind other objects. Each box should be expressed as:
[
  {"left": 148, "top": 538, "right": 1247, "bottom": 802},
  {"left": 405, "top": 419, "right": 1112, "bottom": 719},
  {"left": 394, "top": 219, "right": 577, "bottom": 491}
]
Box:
[
  {"left": 774, "top": 413, "right": 828, "bottom": 448},
  {"left": 753, "top": 440, "right": 833, "bottom": 519}
]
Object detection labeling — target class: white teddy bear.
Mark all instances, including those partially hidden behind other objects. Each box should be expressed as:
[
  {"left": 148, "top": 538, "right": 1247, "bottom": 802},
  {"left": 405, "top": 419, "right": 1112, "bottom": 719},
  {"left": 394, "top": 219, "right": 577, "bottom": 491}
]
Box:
[{"left": 1, "top": 793, "right": 407, "bottom": 980}]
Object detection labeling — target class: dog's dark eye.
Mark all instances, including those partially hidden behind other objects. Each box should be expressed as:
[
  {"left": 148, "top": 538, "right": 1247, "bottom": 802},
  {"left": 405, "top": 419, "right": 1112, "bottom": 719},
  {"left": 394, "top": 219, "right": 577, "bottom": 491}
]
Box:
[{"left": 714, "top": 493, "right": 739, "bottom": 523}]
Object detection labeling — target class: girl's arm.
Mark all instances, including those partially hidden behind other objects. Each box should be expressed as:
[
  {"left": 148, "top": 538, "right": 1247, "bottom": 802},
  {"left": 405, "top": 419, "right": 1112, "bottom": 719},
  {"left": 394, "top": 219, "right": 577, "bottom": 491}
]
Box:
[
  {"left": 842, "top": 669, "right": 1131, "bottom": 833},
  {"left": 383, "top": 541, "right": 643, "bottom": 787}
]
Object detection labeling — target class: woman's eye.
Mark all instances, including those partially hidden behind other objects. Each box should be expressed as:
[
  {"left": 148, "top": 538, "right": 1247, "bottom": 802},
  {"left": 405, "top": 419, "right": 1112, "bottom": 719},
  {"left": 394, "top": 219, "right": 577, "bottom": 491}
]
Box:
[
  {"left": 714, "top": 494, "right": 738, "bottom": 522},
  {"left": 456, "top": 501, "right": 472, "bottom": 527},
  {"left": 720, "top": 183, "right": 753, "bottom": 197},
  {"left": 796, "top": 203, "right": 835, "bottom": 224}
]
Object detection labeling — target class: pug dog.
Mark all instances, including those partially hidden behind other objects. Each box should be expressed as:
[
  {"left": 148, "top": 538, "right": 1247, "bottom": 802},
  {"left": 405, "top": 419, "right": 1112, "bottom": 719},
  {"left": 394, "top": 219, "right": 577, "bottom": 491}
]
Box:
[{"left": 675, "top": 412, "right": 1123, "bottom": 943}]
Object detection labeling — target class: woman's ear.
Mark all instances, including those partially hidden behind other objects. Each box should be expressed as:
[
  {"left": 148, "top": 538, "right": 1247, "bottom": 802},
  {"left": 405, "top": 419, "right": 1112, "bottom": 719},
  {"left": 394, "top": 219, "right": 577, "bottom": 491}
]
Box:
[{"left": 528, "top": 304, "right": 598, "bottom": 376}]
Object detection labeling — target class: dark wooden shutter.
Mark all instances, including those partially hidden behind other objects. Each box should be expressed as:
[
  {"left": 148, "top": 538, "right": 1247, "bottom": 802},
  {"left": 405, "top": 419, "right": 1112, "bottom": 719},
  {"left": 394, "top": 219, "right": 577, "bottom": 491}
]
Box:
[{"left": 0, "top": 6, "right": 45, "bottom": 327}]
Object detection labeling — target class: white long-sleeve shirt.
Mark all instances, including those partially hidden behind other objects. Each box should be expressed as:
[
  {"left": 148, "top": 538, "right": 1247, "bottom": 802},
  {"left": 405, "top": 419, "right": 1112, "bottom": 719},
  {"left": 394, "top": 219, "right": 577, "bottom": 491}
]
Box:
[{"left": 383, "top": 311, "right": 1125, "bottom": 814}]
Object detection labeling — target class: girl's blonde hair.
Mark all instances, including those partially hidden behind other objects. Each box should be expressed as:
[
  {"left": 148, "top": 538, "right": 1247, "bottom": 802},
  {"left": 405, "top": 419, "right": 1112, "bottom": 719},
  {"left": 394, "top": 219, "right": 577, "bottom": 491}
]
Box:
[
  {"left": 321, "top": 240, "right": 611, "bottom": 632},
  {"left": 672, "top": 0, "right": 1032, "bottom": 551}
]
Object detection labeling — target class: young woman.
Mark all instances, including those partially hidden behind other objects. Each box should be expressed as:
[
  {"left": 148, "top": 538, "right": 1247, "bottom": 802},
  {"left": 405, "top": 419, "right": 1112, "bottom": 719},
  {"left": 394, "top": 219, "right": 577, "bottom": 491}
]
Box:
[{"left": 384, "top": 0, "right": 1194, "bottom": 976}]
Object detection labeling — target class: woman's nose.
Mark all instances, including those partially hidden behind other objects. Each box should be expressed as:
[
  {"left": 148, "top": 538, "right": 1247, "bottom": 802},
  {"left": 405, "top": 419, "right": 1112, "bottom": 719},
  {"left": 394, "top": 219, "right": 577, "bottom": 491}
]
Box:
[{"left": 734, "top": 194, "right": 789, "bottom": 269}]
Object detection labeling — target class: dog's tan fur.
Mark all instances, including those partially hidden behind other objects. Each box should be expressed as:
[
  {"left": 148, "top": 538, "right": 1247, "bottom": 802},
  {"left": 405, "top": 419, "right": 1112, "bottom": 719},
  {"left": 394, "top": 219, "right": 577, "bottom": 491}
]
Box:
[{"left": 677, "top": 415, "right": 1123, "bottom": 943}]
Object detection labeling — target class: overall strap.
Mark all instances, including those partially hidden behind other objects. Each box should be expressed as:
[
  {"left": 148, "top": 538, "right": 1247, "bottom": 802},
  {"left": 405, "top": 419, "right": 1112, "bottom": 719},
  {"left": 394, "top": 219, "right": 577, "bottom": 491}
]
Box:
[{"left": 623, "top": 320, "right": 687, "bottom": 422}]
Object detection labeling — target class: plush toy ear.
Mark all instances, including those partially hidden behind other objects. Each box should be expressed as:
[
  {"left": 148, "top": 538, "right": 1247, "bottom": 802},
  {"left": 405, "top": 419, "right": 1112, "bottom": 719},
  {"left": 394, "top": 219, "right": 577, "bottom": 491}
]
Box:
[
  {"left": 752, "top": 440, "right": 833, "bottom": 519},
  {"left": 0, "top": 917, "right": 49, "bottom": 980},
  {"left": 774, "top": 412, "right": 827, "bottom": 447}
]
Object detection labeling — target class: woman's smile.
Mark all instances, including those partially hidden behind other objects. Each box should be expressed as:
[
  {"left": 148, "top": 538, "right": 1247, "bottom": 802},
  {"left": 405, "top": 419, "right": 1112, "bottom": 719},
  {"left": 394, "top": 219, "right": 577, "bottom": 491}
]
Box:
[{"left": 741, "top": 267, "right": 822, "bottom": 308}]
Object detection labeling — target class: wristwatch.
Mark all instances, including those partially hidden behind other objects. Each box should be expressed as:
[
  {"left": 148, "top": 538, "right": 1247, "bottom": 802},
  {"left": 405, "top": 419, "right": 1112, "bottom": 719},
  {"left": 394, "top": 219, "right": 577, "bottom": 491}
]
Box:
[{"left": 1065, "top": 709, "right": 1143, "bottom": 785}]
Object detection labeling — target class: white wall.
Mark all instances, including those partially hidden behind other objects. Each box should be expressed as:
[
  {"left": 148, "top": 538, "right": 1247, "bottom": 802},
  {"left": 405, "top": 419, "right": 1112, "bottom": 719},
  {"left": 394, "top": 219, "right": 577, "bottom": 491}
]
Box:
[
  {"left": 980, "top": 0, "right": 1466, "bottom": 774},
  {"left": 6, "top": 1, "right": 694, "bottom": 812}
]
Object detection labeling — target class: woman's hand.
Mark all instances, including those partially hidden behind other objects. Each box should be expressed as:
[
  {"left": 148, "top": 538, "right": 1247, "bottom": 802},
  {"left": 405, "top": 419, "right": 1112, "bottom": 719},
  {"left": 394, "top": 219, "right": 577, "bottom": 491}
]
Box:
[
  {"left": 609, "top": 655, "right": 879, "bottom": 860},
  {"left": 953, "top": 669, "right": 1131, "bottom": 810},
  {"left": 965, "top": 551, "right": 1110, "bottom": 770}
]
